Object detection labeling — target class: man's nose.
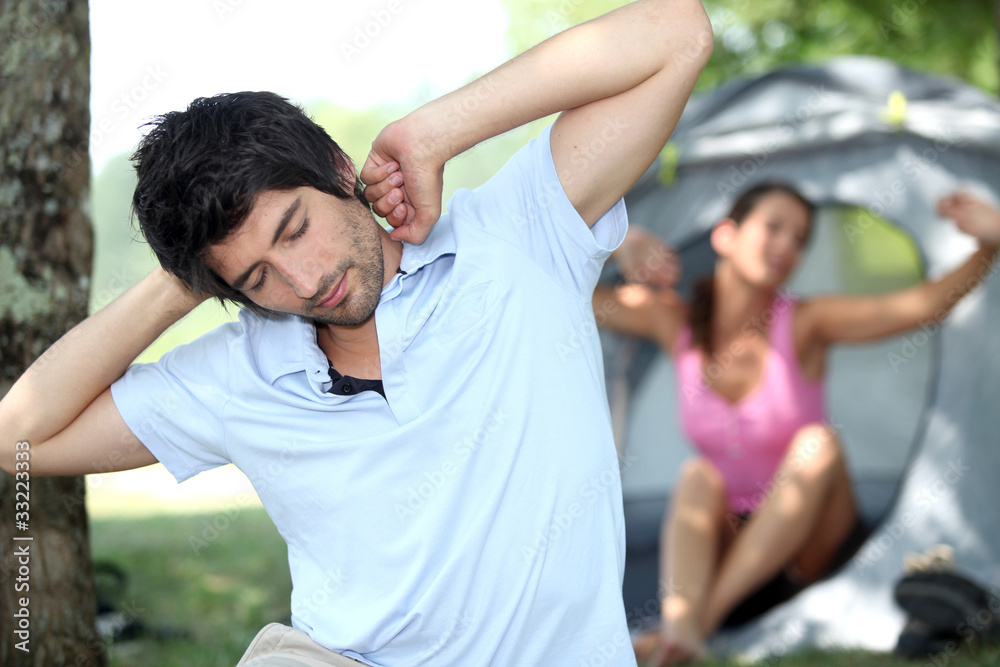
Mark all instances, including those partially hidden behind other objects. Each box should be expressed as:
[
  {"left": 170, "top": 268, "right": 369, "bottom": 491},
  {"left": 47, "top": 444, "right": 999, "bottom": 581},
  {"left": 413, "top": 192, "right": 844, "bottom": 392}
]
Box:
[{"left": 275, "top": 253, "right": 324, "bottom": 300}]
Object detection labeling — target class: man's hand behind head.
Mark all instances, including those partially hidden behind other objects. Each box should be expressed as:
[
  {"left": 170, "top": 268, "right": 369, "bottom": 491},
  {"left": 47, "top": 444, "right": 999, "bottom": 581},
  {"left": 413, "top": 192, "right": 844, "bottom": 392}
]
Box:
[{"left": 361, "top": 119, "right": 446, "bottom": 245}]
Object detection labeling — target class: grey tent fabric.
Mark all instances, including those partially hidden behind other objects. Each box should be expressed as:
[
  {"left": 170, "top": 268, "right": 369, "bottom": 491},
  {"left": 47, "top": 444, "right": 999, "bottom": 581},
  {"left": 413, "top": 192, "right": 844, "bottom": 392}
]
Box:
[{"left": 611, "top": 56, "right": 1000, "bottom": 658}]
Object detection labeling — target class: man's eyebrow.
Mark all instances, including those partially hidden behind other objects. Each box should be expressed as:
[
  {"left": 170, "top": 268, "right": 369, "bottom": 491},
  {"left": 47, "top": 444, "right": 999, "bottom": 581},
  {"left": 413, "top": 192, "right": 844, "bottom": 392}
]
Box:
[{"left": 231, "top": 196, "right": 302, "bottom": 290}]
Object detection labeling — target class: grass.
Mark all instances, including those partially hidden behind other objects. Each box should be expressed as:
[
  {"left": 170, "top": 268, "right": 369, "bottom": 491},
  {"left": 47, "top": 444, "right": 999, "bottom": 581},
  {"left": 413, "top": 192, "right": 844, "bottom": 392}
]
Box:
[
  {"left": 91, "top": 509, "right": 1000, "bottom": 666},
  {"left": 90, "top": 508, "right": 291, "bottom": 667}
]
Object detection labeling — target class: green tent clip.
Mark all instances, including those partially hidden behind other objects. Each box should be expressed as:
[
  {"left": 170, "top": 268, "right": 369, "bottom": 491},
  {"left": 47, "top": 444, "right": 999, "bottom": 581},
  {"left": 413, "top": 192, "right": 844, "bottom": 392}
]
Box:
[{"left": 880, "top": 89, "right": 907, "bottom": 129}]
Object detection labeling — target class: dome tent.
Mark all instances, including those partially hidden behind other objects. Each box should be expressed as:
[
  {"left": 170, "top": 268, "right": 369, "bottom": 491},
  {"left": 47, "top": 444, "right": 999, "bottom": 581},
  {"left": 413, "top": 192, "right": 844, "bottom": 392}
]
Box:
[{"left": 610, "top": 55, "right": 1000, "bottom": 658}]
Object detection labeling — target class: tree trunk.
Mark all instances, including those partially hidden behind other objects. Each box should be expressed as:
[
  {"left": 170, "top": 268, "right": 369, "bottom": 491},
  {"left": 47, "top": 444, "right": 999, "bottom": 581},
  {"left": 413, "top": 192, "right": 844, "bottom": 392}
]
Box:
[{"left": 0, "top": 1, "right": 105, "bottom": 666}]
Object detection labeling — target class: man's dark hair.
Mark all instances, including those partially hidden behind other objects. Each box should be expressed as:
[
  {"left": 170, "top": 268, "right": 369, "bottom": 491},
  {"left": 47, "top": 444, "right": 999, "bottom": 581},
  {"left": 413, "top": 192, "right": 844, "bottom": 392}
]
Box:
[{"left": 130, "top": 91, "right": 366, "bottom": 315}]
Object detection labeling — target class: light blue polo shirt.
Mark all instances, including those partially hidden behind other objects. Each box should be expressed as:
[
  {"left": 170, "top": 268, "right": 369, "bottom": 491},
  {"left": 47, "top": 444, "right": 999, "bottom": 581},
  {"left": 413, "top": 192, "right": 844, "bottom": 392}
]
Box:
[{"left": 111, "top": 124, "right": 636, "bottom": 666}]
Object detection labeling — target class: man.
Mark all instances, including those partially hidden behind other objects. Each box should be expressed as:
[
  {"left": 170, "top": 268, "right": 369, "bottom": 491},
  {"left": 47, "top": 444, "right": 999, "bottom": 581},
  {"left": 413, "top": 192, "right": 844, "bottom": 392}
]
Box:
[{"left": 0, "top": 1, "right": 712, "bottom": 664}]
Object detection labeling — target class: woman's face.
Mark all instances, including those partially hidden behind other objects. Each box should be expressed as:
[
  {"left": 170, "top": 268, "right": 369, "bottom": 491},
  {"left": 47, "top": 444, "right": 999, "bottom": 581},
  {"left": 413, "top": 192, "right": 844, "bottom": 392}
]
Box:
[{"left": 723, "top": 191, "right": 812, "bottom": 288}]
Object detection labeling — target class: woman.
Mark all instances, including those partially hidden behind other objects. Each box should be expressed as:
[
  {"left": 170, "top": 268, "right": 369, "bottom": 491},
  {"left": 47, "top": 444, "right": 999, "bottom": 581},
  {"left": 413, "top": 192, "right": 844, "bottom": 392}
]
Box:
[{"left": 594, "top": 184, "right": 1000, "bottom": 666}]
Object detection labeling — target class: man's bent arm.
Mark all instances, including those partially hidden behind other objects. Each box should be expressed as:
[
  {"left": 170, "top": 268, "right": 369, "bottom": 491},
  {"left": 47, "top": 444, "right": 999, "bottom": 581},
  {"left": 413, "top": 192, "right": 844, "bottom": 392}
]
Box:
[
  {"left": 362, "top": 0, "right": 713, "bottom": 241},
  {"left": 0, "top": 267, "right": 206, "bottom": 476}
]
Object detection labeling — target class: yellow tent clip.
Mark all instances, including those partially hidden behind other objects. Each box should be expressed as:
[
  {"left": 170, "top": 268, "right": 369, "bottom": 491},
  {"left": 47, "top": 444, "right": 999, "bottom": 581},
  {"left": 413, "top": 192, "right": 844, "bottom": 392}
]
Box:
[
  {"left": 881, "top": 90, "right": 907, "bottom": 128},
  {"left": 657, "top": 142, "right": 681, "bottom": 186}
]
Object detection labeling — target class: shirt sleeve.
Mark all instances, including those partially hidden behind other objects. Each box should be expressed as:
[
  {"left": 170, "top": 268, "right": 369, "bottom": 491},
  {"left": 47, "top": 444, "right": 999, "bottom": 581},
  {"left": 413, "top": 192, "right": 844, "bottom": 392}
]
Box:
[
  {"left": 109, "top": 323, "right": 236, "bottom": 483},
  {"left": 446, "top": 124, "right": 628, "bottom": 297}
]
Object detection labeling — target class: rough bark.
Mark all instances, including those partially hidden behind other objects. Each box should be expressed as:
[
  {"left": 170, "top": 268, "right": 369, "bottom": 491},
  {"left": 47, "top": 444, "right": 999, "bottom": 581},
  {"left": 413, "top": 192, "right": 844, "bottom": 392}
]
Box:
[{"left": 0, "top": 1, "right": 105, "bottom": 665}]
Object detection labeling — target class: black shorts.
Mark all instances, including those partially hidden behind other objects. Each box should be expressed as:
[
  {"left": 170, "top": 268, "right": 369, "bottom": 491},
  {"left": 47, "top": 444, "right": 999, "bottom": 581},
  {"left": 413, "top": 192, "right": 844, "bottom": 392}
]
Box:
[{"left": 721, "top": 516, "right": 871, "bottom": 627}]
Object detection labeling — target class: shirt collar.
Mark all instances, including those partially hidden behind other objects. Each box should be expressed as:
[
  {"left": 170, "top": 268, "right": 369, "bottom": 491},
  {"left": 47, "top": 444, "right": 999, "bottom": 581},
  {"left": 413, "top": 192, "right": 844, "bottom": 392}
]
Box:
[
  {"left": 247, "top": 213, "right": 458, "bottom": 384},
  {"left": 397, "top": 211, "right": 457, "bottom": 275}
]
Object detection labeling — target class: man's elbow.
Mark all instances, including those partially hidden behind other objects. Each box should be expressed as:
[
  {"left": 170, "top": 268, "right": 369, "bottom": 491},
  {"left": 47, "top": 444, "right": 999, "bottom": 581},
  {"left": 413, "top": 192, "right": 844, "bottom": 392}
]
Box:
[
  {"left": 0, "top": 409, "right": 29, "bottom": 476},
  {"left": 0, "top": 441, "right": 18, "bottom": 477},
  {"left": 650, "top": 0, "right": 713, "bottom": 69},
  {"left": 678, "top": 0, "right": 714, "bottom": 67}
]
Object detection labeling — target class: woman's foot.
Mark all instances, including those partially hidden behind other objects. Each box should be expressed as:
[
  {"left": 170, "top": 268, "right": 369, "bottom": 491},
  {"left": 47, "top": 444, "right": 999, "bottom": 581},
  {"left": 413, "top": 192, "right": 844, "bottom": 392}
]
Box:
[
  {"left": 632, "top": 629, "right": 660, "bottom": 663},
  {"left": 634, "top": 597, "right": 709, "bottom": 666}
]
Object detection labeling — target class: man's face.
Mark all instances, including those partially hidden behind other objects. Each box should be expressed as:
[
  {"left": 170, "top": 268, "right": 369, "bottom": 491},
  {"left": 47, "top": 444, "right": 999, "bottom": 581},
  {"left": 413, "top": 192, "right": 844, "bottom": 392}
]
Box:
[{"left": 207, "top": 186, "right": 386, "bottom": 326}]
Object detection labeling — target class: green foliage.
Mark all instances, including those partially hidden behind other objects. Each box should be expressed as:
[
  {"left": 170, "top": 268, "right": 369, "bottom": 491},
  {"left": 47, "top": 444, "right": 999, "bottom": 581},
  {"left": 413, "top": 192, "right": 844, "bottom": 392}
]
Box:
[
  {"left": 501, "top": 0, "right": 998, "bottom": 94},
  {"left": 91, "top": 509, "right": 291, "bottom": 667},
  {"left": 89, "top": 153, "right": 156, "bottom": 315},
  {"left": 835, "top": 207, "right": 925, "bottom": 294},
  {"left": 85, "top": 0, "right": 998, "bottom": 363},
  {"left": 92, "top": 507, "right": 1000, "bottom": 665}
]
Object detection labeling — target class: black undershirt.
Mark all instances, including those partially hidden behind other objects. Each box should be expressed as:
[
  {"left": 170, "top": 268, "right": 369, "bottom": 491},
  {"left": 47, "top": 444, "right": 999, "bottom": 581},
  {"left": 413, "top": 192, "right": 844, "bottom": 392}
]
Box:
[
  {"left": 323, "top": 266, "right": 406, "bottom": 400},
  {"left": 326, "top": 358, "right": 386, "bottom": 399}
]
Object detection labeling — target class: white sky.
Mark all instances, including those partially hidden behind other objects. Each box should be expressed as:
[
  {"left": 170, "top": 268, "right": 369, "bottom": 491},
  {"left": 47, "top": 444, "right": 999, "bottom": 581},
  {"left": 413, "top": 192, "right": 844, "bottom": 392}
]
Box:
[{"left": 89, "top": 0, "right": 510, "bottom": 173}]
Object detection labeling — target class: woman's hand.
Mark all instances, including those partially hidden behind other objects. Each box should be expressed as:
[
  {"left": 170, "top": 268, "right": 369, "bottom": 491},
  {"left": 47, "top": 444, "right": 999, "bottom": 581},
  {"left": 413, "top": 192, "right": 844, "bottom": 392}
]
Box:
[
  {"left": 615, "top": 227, "right": 682, "bottom": 287},
  {"left": 937, "top": 192, "right": 1000, "bottom": 248}
]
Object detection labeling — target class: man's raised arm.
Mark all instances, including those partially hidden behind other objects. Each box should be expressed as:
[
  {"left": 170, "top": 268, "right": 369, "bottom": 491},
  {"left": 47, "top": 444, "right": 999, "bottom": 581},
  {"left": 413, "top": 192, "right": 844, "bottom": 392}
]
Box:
[
  {"left": 360, "top": 0, "right": 712, "bottom": 242},
  {"left": 0, "top": 267, "right": 206, "bottom": 476}
]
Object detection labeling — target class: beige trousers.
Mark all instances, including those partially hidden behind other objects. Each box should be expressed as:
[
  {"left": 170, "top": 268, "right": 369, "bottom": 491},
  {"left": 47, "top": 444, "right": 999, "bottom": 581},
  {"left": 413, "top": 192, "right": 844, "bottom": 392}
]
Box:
[{"left": 237, "top": 622, "right": 368, "bottom": 667}]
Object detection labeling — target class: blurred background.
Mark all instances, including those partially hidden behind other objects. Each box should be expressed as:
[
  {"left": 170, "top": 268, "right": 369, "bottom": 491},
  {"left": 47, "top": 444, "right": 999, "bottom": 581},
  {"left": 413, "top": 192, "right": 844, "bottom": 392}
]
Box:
[
  {"left": 84, "top": 0, "right": 1000, "bottom": 519},
  {"left": 4, "top": 0, "right": 999, "bottom": 664}
]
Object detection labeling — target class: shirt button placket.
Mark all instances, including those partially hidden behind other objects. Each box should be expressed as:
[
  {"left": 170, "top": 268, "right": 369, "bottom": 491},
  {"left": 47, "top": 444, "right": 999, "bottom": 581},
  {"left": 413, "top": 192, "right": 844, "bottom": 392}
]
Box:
[{"left": 726, "top": 412, "right": 742, "bottom": 459}]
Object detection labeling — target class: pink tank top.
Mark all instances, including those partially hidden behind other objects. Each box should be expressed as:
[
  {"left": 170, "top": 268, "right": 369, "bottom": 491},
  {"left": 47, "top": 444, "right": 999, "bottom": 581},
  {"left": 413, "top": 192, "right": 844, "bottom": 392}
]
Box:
[{"left": 673, "top": 296, "right": 826, "bottom": 514}]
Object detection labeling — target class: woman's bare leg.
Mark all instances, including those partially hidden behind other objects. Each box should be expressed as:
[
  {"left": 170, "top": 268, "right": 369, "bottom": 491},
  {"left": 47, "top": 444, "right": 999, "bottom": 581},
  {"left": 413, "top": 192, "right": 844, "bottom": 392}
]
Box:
[
  {"left": 700, "top": 424, "right": 857, "bottom": 634},
  {"left": 634, "top": 457, "right": 729, "bottom": 666},
  {"left": 790, "top": 436, "right": 857, "bottom": 580}
]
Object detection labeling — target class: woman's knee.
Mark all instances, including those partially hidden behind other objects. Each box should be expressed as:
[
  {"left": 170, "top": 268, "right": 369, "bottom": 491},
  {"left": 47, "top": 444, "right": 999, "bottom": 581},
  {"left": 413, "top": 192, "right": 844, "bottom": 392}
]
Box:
[
  {"left": 786, "top": 423, "right": 844, "bottom": 476},
  {"left": 675, "top": 457, "right": 726, "bottom": 502}
]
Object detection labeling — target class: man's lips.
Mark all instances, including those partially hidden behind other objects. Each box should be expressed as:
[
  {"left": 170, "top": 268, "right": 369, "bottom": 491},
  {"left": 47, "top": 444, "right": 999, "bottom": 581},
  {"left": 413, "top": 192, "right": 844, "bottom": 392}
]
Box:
[{"left": 317, "top": 272, "right": 347, "bottom": 309}]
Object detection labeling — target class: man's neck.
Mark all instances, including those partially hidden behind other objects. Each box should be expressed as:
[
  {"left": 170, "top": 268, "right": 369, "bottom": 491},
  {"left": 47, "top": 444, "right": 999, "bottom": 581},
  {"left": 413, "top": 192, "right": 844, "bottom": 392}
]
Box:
[
  {"left": 379, "top": 228, "right": 404, "bottom": 285},
  {"left": 317, "top": 319, "right": 382, "bottom": 379},
  {"left": 316, "top": 229, "right": 403, "bottom": 380}
]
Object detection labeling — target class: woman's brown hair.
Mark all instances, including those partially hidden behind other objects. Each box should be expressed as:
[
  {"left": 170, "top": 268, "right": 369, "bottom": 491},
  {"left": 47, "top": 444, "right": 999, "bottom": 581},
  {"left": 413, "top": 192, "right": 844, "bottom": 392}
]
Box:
[{"left": 689, "top": 182, "right": 814, "bottom": 355}]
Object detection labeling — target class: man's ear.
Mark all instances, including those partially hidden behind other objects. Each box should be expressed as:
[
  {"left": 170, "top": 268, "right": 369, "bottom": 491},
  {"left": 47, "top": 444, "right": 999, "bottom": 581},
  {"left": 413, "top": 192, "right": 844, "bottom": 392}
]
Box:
[
  {"left": 335, "top": 154, "right": 359, "bottom": 189},
  {"left": 710, "top": 218, "right": 738, "bottom": 256}
]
